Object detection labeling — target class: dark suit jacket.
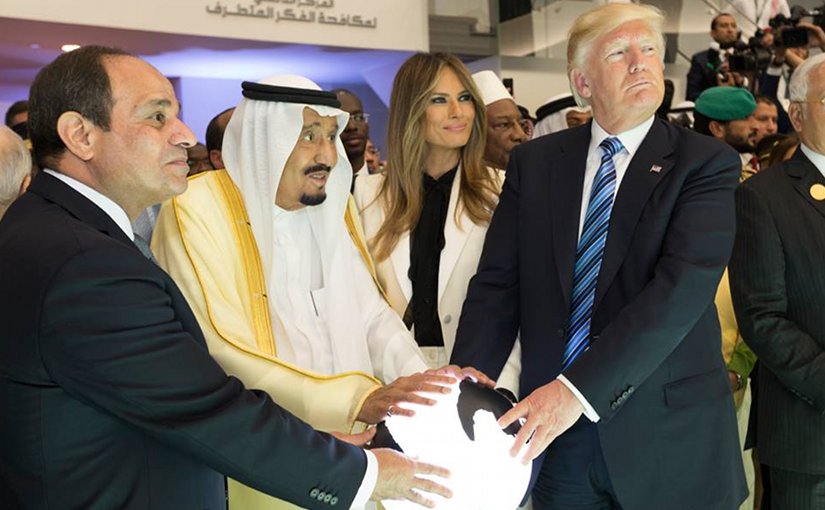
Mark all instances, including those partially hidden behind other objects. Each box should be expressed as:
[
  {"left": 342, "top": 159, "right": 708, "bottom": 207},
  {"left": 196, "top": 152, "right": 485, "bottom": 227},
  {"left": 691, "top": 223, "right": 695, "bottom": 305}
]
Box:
[
  {"left": 686, "top": 48, "right": 722, "bottom": 101},
  {"left": 730, "top": 150, "right": 825, "bottom": 474},
  {"left": 0, "top": 172, "right": 365, "bottom": 509},
  {"left": 451, "top": 119, "right": 747, "bottom": 509}
]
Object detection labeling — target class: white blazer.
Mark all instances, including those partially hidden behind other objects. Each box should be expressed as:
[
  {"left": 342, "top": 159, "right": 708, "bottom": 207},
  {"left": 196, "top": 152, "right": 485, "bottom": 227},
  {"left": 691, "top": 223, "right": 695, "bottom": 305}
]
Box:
[{"left": 354, "top": 167, "right": 521, "bottom": 393}]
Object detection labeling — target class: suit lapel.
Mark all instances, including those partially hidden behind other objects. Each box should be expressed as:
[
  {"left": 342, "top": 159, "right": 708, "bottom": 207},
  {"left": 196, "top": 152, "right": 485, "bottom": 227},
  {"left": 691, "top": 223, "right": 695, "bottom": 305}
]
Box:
[
  {"left": 29, "top": 171, "right": 135, "bottom": 248},
  {"left": 551, "top": 128, "right": 589, "bottom": 306},
  {"left": 594, "top": 119, "right": 674, "bottom": 308},
  {"left": 438, "top": 166, "right": 474, "bottom": 302},
  {"left": 786, "top": 151, "right": 825, "bottom": 221}
]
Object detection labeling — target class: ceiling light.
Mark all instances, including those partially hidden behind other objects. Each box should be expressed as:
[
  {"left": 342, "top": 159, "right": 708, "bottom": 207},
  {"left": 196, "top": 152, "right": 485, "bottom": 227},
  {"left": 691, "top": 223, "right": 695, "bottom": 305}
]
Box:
[{"left": 61, "top": 44, "right": 81, "bottom": 52}]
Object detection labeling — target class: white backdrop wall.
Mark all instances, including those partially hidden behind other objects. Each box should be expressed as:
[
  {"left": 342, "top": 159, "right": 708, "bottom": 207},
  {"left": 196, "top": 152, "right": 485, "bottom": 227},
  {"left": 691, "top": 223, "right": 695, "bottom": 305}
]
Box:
[{"left": 0, "top": 0, "right": 429, "bottom": 52}]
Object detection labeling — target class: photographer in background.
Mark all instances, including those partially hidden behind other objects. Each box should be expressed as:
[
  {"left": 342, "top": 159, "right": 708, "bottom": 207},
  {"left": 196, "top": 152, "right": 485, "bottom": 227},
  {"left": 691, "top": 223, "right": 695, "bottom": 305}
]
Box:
[
  {"left": 687, "top": 13, "right": 746, "bottom": 101},
  {"left": 760, "top": 14, "right": 825, "bottom": 132},
  {"left": 724, "top": 0, "right": 790, "bottom": 39}
]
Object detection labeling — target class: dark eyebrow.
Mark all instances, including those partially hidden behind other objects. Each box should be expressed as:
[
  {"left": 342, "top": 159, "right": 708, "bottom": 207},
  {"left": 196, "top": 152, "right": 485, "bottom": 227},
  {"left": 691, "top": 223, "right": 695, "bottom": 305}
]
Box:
[
  {"left": 431, "top": 89, "right": 470, "bottom": 96},
  {"left": 145, "top": 98, "right": 173, "bottom": 109}
]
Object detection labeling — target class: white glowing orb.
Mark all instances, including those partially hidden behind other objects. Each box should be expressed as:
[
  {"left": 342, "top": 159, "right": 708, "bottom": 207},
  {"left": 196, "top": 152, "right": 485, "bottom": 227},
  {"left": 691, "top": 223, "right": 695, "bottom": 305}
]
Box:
[{"left": 379, "top": 379, "right": 531, "bottom": 510}]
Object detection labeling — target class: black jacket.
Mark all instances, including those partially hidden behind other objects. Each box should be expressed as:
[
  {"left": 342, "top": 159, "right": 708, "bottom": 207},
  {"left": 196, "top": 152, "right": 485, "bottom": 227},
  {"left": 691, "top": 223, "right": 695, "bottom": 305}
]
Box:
[{"left": 0, "top": 172, "right": 364, "bottom": 509}]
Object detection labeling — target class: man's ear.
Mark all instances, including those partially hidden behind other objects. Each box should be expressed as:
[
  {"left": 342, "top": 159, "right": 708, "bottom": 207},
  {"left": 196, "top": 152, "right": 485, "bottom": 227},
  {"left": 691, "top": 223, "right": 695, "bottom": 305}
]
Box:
[
  {"left": 18, "top": 173, "right": 31, "bottom": 196},
  {"left": 708, "top": 120, "right": 726, "bottom": 139},
  {"left": 56, "top": 111, "right": 96, "bottom": 162},
  {"left": 570, "top": 69, "right": 592, "bottom": 102},
  {"left": 788, "top": 102, "right": 804, "bottom": 133},
  {"left": 209, "top": 149, "right": 223, "bottom": 170}
]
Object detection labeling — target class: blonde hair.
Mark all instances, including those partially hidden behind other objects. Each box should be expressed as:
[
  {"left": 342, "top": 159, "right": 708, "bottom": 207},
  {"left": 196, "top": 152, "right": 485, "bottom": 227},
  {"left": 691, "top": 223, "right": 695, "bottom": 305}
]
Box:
[
  {"left": 371, "top": 52, "right": 498, "bottom": 262},
  {"left": 567, "top": 3, "right": 666, "bottom": 106}
]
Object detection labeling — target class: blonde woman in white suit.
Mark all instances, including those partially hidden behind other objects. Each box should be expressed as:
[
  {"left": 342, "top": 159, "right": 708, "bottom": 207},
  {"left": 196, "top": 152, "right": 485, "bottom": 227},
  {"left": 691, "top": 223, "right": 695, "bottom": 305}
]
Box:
[{"left": 355, "top": 53, "right": 520, "bottom": 394}]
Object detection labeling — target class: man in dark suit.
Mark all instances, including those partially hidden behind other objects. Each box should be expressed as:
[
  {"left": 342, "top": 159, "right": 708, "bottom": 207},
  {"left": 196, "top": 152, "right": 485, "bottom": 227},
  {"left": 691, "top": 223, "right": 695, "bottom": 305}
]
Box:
[
  {"left": 0, "top": 46, "right": 450, "bottom": 509},
  {"left": 686, "top": 12, "right": 742, "bottom": 101},
  {"left": 451, "top": 4, "right": 747, "bottom": 509},
  {"left": 730, "top": 52, "right": 825, "bottom": 509}
]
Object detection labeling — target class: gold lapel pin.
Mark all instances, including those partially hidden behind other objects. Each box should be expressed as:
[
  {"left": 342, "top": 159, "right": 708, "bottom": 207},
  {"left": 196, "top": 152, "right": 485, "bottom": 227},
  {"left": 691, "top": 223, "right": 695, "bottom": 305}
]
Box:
[
  {"left": 811, "top": 183, "right": 825, "bottom": 201},
  {"left": 650, "top": 165, "right": 662, "bottom": 173}
]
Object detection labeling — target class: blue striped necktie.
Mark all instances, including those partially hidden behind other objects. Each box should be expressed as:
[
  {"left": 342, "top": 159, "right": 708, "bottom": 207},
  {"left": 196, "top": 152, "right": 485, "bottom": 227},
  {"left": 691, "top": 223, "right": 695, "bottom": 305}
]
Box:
[{"left": 562, "top": 136, "right": 624, "bottom": 370}]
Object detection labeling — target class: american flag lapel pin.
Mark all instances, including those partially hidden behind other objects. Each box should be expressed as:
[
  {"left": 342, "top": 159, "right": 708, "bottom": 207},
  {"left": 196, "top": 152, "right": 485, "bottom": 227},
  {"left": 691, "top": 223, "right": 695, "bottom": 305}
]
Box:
[{"left": 649, "top": 164, "right": 662, "bottom": 173}]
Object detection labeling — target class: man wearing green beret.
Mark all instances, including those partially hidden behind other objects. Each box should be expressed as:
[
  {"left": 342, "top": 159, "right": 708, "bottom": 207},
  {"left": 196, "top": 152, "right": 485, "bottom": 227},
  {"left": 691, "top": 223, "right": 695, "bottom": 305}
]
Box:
[
  {"left": 694, "top": 86, "right": 760, "bottom": 179},
  {"left": 694, "top": 84, "right": 760, "bottom": 510}
]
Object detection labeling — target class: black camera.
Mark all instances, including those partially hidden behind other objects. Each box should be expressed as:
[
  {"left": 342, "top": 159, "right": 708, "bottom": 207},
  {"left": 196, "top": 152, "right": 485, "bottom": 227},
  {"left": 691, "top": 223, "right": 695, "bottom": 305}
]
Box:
[
  {"left": 728, "top": 39, "right": 772, "bottom": 72},
  {"left": 769, "top": 4, "right": 825, "bottom": 48}
]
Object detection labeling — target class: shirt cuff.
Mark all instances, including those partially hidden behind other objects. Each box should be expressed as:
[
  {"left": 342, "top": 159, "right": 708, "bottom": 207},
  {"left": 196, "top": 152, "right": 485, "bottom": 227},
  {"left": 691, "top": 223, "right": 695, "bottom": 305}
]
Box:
[
  {"left": 352, "top": 449, "right": 378, "bottom": 508},
  {"left": 557, "top": 375, "right": 600, "bottom": 422}
]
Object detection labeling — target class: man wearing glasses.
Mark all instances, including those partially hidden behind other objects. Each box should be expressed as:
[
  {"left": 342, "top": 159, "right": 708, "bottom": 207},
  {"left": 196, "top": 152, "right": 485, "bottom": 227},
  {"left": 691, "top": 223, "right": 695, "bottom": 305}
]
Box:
[
  {"left": 471, "top": 70, "right": 529, "bottom": 171},
  {"left": 333, "top": 88, "right": 371, "bottom": 191},
  {"left": 731, "top": 52, "right": 825, "bottom": 509}
]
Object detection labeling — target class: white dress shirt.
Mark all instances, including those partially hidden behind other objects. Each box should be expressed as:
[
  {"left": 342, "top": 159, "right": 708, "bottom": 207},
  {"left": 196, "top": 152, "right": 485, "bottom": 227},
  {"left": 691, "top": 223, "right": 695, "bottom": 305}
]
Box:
[
  {"left": 557, "top": 116, "right": 656, "bottom": 422},
  {"left": 44, "top": 169, "right": 134, "bottom": 240}
]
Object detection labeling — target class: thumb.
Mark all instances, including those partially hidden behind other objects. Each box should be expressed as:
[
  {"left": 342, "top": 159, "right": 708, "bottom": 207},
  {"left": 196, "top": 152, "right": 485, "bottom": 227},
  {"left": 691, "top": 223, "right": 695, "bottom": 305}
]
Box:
[{"left": 332, "top": 427, "right": 377, "bottom": 447}]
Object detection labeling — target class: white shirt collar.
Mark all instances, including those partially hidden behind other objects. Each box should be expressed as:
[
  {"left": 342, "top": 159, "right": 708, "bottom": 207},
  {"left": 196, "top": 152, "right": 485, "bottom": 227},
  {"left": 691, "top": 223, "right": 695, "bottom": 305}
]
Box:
[
  {"left": 354, "top": 162, "right": 367, "bottom": 177},
  {"left": 44, "top": 169, "right": 135, "bottom": 241},
  {"left": 799, "top": 144, "right": 825, "bottom": 181},
  {"left": 589, "top": 115, "right": 655, "bottom": 159}
]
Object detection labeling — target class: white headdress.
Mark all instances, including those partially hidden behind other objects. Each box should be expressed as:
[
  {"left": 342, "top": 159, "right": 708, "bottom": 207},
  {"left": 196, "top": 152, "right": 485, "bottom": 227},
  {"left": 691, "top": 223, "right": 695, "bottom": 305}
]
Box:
[
  {"left": 533, "top": 93, "right": 591, "bottom": 138},
  {"left": 471, "top": 70, "right": 514, "bottom": 106}
]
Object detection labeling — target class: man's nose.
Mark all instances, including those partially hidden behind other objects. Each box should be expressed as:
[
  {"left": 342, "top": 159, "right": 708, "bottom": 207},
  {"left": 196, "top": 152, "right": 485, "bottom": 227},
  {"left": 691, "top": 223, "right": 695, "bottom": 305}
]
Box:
[
  {"left": 315, "top": 137, "right": 337, "bottom": 166},
  {"left": 628, "top": 46, "right": 646, "bottom": 70},
  {"left": 512, "top": 121, "right": 528, "bottom": 143},
  {"left": 171, "top": 117, "right": 196, "bottom": 149},
  {"left": 344, "top": 117, "right": 357, "bottom": 132}
]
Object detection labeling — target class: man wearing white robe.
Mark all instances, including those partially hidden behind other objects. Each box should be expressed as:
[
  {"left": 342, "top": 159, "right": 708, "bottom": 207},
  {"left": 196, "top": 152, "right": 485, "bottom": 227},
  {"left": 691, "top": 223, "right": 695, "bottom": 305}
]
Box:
[{"left": 152, "top": 76, "right": 469, "bottom": 510}]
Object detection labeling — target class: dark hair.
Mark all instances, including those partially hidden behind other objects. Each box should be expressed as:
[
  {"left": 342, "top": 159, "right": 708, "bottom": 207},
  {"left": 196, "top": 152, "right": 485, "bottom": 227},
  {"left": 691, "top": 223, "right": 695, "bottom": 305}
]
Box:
[
  {"left": 711, "top": 13, "right": 735, "bottom": 31},
  {"left": 4, "top": 100, "right": 28, "bottom": 127},
  {"left": 764, "top": 133, "right": 800, "bottom": 170},
  {"left": 28, "top": 45, "right": 131, "bottom": 169},
  {"left": 205, "top": 107, "right": 235, "bottom": 154},
  {"left": 753, "top": 94, "right": 777, "bottom": 107}
]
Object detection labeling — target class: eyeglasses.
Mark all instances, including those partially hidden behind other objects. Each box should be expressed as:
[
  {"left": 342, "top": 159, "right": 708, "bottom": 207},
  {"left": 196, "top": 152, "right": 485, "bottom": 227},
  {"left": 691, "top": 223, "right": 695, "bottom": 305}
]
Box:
[{"left": 350, "top": 112, "right": 370, "bottom": 123}]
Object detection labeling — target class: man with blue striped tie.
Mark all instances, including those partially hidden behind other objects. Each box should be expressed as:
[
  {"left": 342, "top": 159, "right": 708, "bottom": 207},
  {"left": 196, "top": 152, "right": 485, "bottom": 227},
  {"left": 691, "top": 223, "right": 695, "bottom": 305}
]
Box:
[{"left": 451, "top": 3, "right": 747, "bottom": 509}]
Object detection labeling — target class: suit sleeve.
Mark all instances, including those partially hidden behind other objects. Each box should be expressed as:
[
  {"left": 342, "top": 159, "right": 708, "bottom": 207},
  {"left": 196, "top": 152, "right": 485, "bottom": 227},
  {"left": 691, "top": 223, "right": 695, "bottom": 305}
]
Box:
[
  {"left": 39, "top": 247, "right": 366, "bottom": 509},
  {"left": 730, "top": 182, "right": 825, "bottom": 413},
  {"left": 450, "top": 149, "right": 521, "bottom": 380},
  {"left": 686, "top": 55, "right": 709, "bottom": 102},
  {"left": 564, "top": 144, "right": 740, "bottom": 419}
]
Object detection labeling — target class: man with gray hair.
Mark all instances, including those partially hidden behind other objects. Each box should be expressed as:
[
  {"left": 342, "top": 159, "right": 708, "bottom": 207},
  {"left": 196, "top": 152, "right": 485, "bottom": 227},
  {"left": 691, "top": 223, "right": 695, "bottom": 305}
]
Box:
[
  {"left": 731, "top": 52, "right": 825, "bottom": 509},
  {"left": 0, "top": 125, "right": 31, "bottom": 219},
  {"left": 452, "top": 3, "right": 746, "bottom": 508}
]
